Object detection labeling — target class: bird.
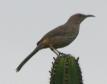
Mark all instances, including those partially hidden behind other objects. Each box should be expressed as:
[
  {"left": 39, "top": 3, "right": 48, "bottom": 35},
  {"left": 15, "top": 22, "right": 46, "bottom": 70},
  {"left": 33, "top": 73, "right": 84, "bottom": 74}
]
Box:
[{"left": 16, "top": 13, "right": 94, "bottom": 72}]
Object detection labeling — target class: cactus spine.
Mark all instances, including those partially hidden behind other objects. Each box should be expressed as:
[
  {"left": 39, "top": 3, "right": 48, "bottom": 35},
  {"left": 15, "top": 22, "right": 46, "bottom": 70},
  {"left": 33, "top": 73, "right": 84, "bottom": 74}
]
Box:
[{"left": 50, "top": 55, "right": 83, "bottom": 84}]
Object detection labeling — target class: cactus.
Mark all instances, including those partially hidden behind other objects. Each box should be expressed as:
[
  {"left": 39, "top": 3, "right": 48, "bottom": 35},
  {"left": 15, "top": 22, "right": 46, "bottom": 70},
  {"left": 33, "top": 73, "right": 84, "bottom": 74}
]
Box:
[{"left": 50, "top": 54, "right": 83, "bottom": 84}]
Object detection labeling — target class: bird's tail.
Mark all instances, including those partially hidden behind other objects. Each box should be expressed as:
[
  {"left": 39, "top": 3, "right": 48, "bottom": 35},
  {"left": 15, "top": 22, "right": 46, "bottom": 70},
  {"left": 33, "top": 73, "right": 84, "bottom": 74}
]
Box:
[{"left": 16, "top": 45, "right": 41, "bottom": 72}]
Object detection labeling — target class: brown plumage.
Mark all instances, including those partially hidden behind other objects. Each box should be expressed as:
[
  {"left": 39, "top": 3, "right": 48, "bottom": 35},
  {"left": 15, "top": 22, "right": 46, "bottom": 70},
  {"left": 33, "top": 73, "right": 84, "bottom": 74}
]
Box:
[{"left": 16, "top": 13, "right": 94, "bottom": 72}]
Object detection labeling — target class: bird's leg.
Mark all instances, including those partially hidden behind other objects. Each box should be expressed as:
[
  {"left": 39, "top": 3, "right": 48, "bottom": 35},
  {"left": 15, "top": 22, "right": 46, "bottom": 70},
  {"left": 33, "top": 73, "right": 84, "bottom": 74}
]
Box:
[
  {"left": 49, "top": 45, "right": 62, "bottom": 56},
  {"left": 50, "top": 46, "right": 66, "bottom": 56},
  {"left": 55, "top": 49, "right": 67, "bottom": 56},
  {"left": 50, "top": 47, "right": 59, "bottom": 56}
]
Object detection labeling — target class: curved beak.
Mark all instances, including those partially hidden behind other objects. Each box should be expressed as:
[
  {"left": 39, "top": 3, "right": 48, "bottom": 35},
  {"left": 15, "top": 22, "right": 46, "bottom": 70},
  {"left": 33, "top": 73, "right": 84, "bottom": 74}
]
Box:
[{"left": 86, "top": 15, "right": 95, "bottom": 18}]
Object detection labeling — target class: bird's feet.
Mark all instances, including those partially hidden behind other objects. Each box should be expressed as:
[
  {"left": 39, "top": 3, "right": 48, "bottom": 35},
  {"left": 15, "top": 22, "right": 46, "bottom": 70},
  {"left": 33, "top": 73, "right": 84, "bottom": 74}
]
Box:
[{"left": 58, "top": 52, "right": 69, "bottom": 56}]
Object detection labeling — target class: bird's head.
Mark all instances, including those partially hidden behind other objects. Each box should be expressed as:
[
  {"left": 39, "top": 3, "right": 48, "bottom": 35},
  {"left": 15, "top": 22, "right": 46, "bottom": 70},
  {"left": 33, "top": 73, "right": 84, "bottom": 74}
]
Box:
[{"left": 67, "top": 13, "right": 95, "bottom": 24}]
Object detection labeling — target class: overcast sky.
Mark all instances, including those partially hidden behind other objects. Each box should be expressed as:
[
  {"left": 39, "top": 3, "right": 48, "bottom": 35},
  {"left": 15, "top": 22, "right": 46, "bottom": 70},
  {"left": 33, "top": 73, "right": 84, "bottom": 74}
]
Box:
[{"left": 0, "top": 0, "right": 107, "bottom": 84}]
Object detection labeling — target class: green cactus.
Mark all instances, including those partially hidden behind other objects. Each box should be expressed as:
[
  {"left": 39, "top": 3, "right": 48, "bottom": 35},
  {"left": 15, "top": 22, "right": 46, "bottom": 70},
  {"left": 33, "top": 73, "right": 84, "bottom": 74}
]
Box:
[{"left": 50, "top": 54, "right": 83, "bottom": 84}]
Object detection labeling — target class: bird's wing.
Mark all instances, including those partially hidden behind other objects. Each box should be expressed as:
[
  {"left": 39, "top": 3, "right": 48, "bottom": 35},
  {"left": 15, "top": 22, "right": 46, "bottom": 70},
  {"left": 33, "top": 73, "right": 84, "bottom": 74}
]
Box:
[
  {"left": 44, "top": 25, "right": 68, "bottom": 37},
  {"left": 37, "top": 23, "right": 75, "bottom": 46},
  {"left": 37, "top": 25, "right": 68, "bottom": 45}
]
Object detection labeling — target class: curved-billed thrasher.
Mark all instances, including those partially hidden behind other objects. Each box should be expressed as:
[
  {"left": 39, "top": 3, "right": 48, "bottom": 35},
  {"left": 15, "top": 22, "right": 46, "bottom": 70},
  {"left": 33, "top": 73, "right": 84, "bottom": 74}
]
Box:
[{"left": 16, "top": 13, "right": 94, "bottom": 72}]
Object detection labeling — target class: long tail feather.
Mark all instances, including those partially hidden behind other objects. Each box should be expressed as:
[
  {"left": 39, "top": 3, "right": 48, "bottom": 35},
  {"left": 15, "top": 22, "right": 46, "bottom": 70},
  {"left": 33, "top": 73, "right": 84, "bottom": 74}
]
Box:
[{"left": 16, "top": 46, "right": 40, "bottom": 72}]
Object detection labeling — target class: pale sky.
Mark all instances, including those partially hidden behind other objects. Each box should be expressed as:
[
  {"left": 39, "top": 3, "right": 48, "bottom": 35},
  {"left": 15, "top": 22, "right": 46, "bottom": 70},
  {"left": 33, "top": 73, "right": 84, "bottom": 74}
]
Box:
[{"left": 0, "top": 0, "right": 107, "bottom": 84}]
